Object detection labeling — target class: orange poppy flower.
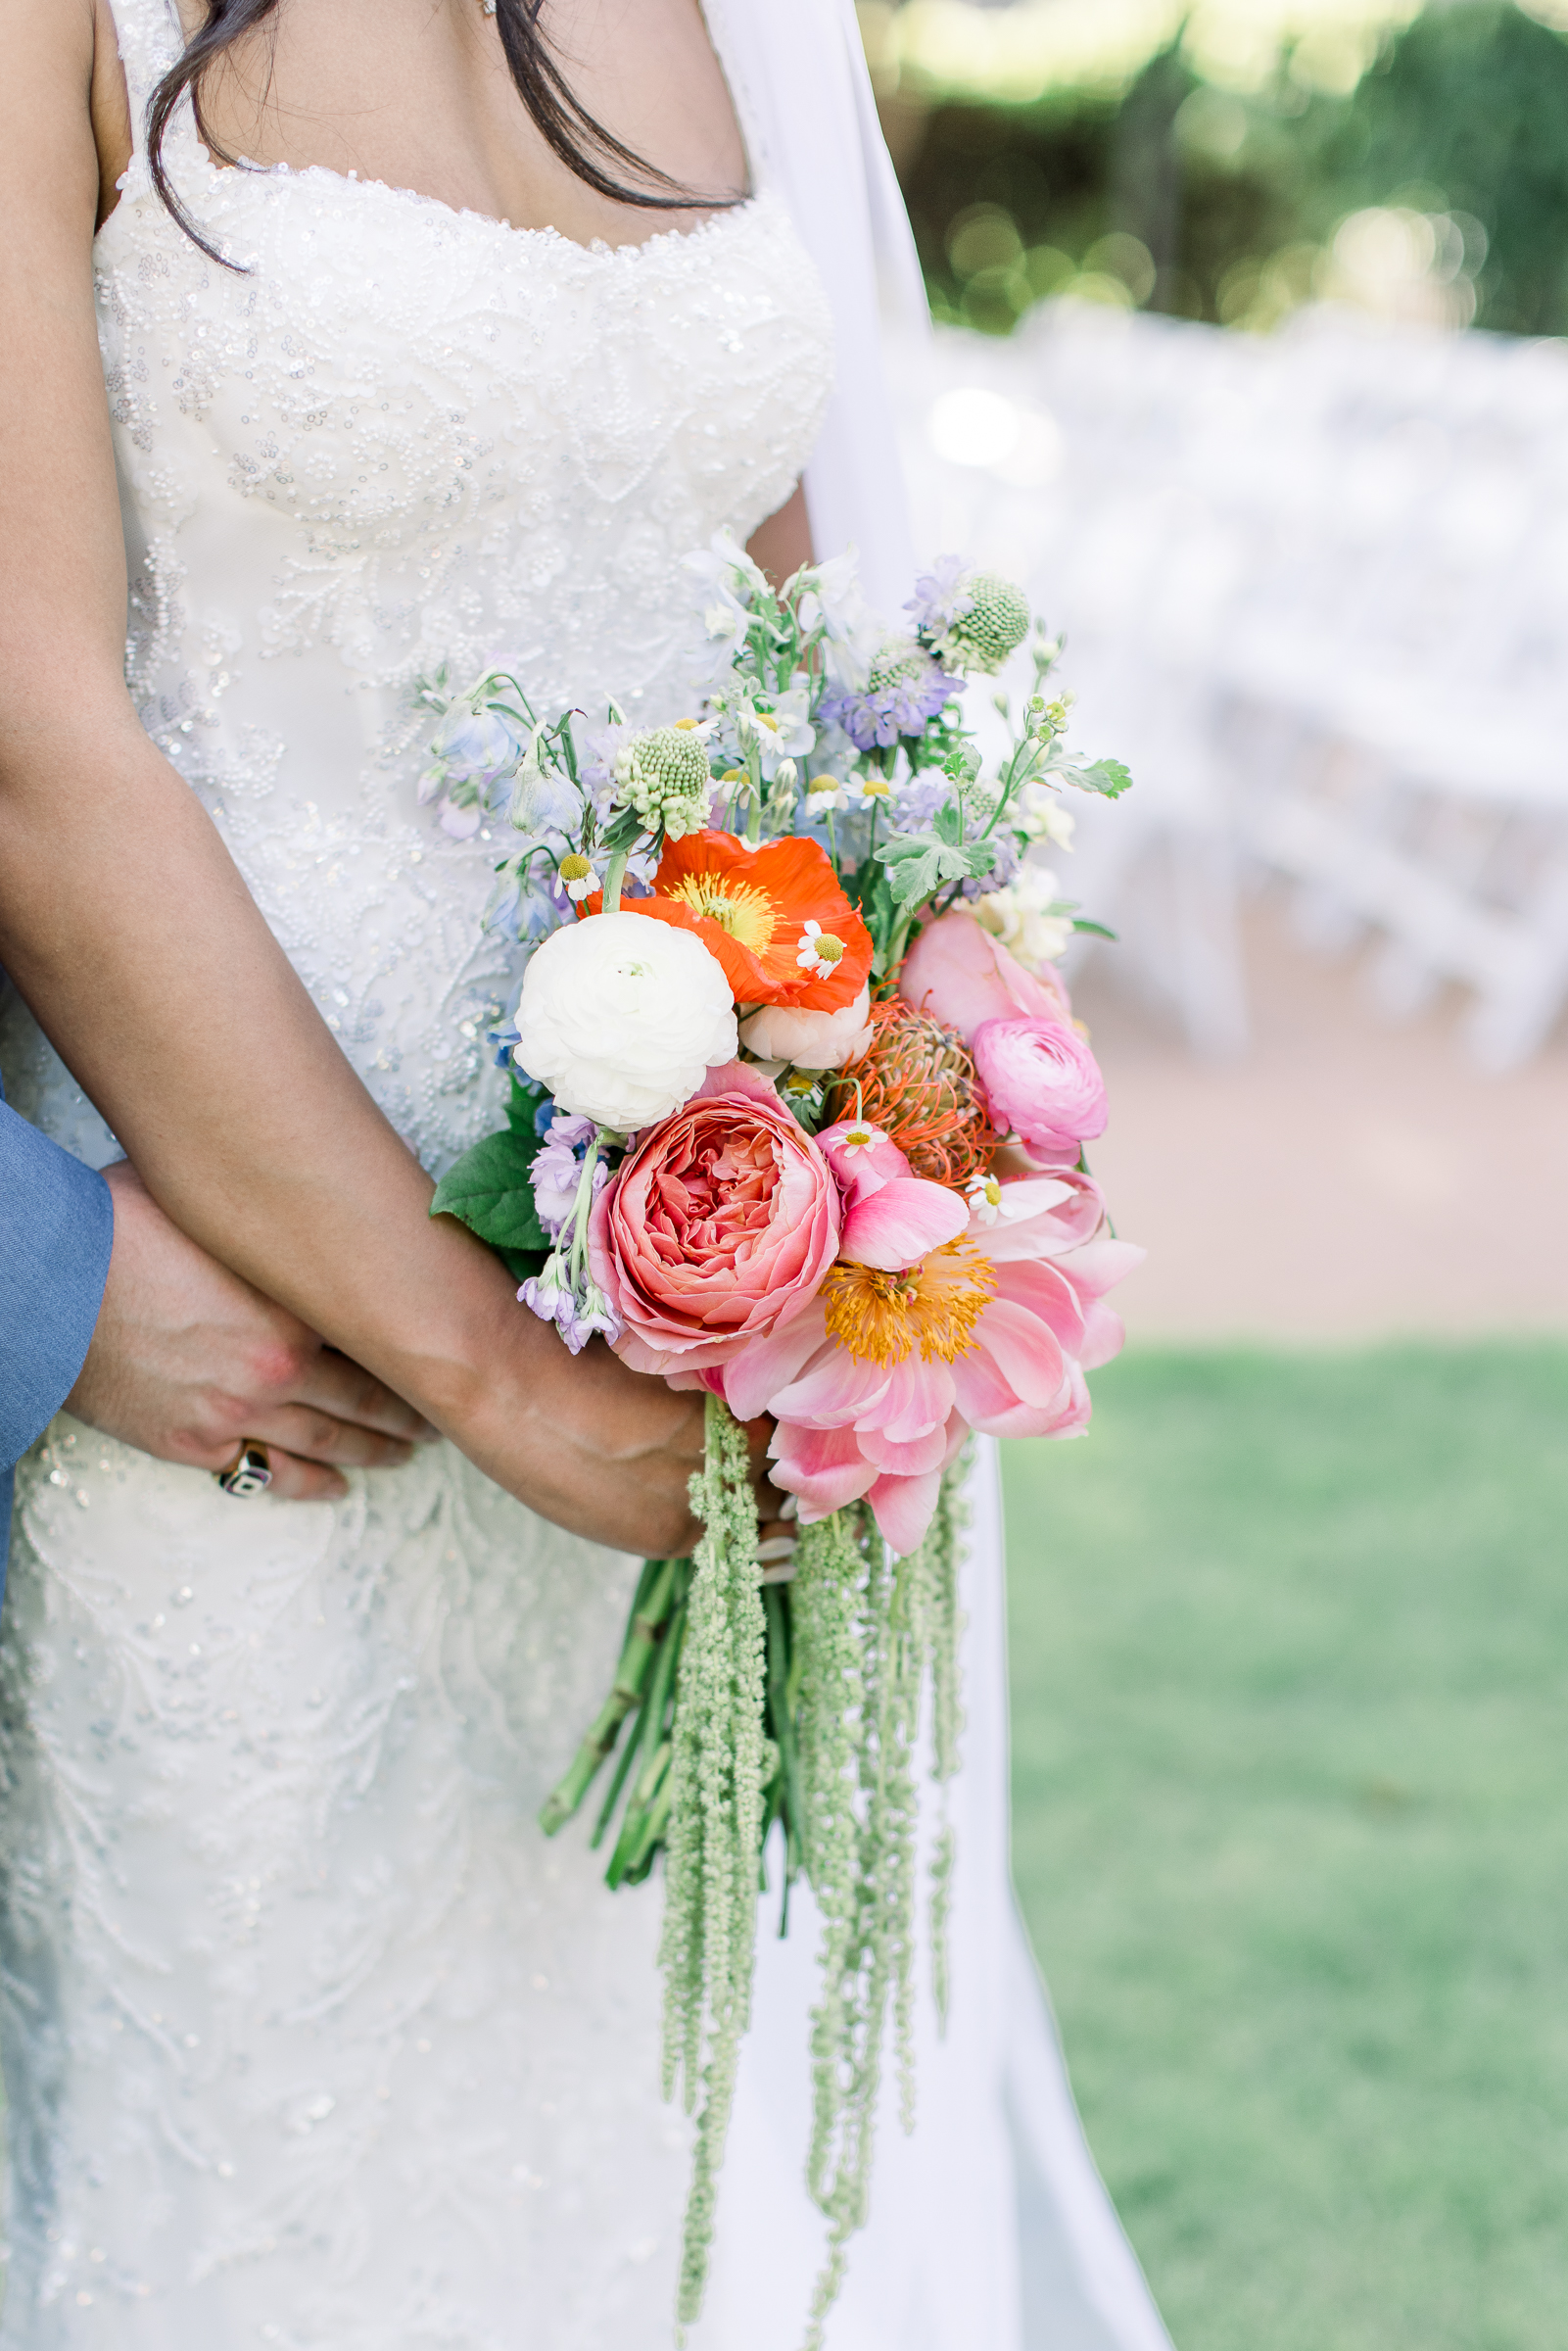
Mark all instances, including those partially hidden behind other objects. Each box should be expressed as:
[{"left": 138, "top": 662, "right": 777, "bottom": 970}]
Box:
[{"left": 611, "top": 831, "right": 874, "bottom": 1010}]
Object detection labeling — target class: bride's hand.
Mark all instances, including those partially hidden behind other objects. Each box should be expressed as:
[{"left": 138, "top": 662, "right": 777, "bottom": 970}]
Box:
[
  {"left": 68, "top": 1164, "right": 438, "bottom": 1501},
  {"left": 443, "top": 1319, "right": 708, "bottom": 1558},
  {"left": 432, "top": 1317, "right": 788, "bottom": 1561}
]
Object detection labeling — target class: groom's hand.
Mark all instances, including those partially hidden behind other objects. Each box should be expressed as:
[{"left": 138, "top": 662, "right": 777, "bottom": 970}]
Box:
[{"left": 67, "top": 1163, "right": 438, "bottom": 1500}]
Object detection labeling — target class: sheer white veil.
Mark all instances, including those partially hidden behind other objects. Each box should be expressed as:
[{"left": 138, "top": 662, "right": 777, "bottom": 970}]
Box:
[{"left": 702, "top": 0, "right": 930, "bottom": 612}]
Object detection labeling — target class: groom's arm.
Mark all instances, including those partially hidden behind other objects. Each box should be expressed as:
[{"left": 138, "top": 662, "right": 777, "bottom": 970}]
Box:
[
  {"left": 1, "top": 1080, "right": 432, "bottom": 1520},
  {"left": 0, "top": 1084, "right": 114, "bottom": 1483}
]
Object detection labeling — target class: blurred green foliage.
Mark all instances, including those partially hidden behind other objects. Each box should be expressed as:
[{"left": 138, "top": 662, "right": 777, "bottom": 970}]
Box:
[
  {"left": 1006, "top": 1341, "right": 1568, "bottom": 2350},
  {"left": 896, "top": 1, "right": 1568, "bottom": 335}
]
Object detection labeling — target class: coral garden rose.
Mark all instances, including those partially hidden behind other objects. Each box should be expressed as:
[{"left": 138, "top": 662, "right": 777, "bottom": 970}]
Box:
[
  {"left": 738, "top": 984, "right": 877, "bottom": 1071},
  {"left": 971, "top": 1016, "right": 1108, "bottom": 1157},
  {"left": 898, "top": 906, "right": 1070, "bottom": 1042},
  {"left": 588, "top": 1062, "right": 841, "bottom": 1375},
  {"left": 513, "top": 912, "right": 736, "bottom": 1132},
  {"left": 615, "top": 831, "right": 873, "bottom": 1011}
]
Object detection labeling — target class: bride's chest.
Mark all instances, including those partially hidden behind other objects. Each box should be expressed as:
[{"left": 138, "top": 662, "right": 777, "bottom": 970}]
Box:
[{"left": 94, "top": 172, "right": 833, "bottom": 558}]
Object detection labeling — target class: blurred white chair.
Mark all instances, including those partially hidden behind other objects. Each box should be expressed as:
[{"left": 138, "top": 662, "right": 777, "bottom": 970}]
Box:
[{"left": 894, "top": 301, "right": 1568, "bottom": 1069}]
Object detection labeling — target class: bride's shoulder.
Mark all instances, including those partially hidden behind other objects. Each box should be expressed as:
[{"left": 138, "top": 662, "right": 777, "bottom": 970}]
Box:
[{"left": 0, "top": 0, "right": 131, "bottom": 235}]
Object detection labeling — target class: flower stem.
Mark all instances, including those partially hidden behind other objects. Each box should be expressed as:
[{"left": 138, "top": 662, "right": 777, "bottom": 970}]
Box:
[
  {"left": 603, "top": 849, "right": 629, "bottom": 913},
  {"left": 538, "top": 1552, "right": 685, "bottom": 1835}
]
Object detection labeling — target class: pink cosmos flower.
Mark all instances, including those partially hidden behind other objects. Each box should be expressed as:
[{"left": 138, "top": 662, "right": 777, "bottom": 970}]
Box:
[
  {"left": 971, "top": 1017, "right": 1108, "bottom": 1156},
  {"left": 588, "top": 1062, "right": 841, "bottom": 1375},
  {"left": 699, "top": 1158, "right": 1142, "bottom": 1557},
  {"left": 898, "top": 906, "right": 1071, "bottom": 1041}
]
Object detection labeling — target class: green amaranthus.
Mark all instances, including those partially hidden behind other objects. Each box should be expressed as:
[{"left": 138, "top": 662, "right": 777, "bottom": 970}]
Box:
[{"left": 541, "top": 1399, "right": 969, "bottom": 2337}]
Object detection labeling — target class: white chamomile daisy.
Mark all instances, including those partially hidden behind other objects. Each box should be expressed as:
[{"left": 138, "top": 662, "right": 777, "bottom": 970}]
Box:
[
  {"left": 796, "top": 919, "right": 847, "bottom": 979},
  {"left": 966, "top": 1172, "right": 1017, "bottom": 1225}
]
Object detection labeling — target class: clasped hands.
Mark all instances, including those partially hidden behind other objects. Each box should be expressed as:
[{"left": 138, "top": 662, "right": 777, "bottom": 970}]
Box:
[{"left": 69, "top": 1162, "right": 785, "bottom": 1559}]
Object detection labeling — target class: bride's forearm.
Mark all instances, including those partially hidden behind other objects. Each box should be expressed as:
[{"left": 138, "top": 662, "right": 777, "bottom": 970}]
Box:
[
  {"left": 0, "top": 707, "right": 707, "bottom": 1553},
  {"left": 0, "top": 703, "right": 524, "bottom": 1413}
]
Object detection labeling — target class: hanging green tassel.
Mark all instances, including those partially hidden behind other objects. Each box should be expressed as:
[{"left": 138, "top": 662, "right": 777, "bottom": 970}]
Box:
[
  {"left": 657, "top": 1395, "right": 769, "bottom": 2327},
  {"left": 538, "top": 1428, "right": 972, "bottom": 2347}
]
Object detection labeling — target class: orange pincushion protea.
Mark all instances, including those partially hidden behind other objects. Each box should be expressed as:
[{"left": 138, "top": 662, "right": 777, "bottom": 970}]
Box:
[
  {"left": 824, "top": 997, "right": 998, "bottom": 1187},
  {"left": 611, "top": 832, "right": 873, "bottom": 1011}
]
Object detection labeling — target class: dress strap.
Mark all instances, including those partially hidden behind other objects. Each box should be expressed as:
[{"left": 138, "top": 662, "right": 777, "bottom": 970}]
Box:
[{"left": 102, "top": 0, "right": 184, "bottom": 165}]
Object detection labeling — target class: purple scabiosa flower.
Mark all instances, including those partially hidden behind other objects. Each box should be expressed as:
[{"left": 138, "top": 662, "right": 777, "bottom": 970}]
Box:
[
  {"left": 960, "top": 830, "right": 1018, "bottom": 898},
  {"left": 905, "top": 554, "right": 974, "bottom": 640},
  {"left": 892, "top": 770, "right": 952, "bottom": 831},
  {"left": 819, "top": 639, "right": 959, "bottom": 751}
]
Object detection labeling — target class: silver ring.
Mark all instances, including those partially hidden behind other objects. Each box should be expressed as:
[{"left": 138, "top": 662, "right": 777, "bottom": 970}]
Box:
[{"left": 215, "top": 1441, "right": 273, "bottom": 1498}]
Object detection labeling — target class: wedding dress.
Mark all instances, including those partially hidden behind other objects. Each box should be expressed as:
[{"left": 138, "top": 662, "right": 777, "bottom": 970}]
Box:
[{"left": 0, "top": 1, "right": 1174, "bottom": 2344}]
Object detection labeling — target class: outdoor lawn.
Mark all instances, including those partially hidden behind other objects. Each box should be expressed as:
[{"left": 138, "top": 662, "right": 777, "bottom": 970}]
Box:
[{"left": 1005, "top": 1344, "right": 1568, "bottom": 2351}]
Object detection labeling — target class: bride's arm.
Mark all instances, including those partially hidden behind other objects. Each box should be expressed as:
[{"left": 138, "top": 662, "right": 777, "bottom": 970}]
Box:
[{"left": 0, "top": 0, "right": 708, "bottom": 1558}]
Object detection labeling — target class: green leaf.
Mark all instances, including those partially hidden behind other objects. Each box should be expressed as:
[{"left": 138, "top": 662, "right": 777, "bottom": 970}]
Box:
[
  {"left": 600, "top": 806, "right": 646, "bottom": 853},
  {"left": 884, "top": 848, "right": 947, "bottom": 905},
  {"left": 431, "top": 1128, "right": 549, "bottom": 1254},
  {"left": 498, "top": 1245, "right": 549, "bottom": 1285},
  {"left": 505, "top": 1073, "right": 550, "bottom": 1137},
  {"left": 1050, "top": 753, "right": 1133, "bottom": 800},
  {"left": 1072, "top": 917, "right": 1119, "bottom": 941}
]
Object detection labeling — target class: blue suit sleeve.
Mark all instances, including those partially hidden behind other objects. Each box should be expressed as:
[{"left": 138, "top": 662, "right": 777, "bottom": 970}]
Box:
[{"left": 0, "top": 1085, "right": 115, "bottom": 1477}]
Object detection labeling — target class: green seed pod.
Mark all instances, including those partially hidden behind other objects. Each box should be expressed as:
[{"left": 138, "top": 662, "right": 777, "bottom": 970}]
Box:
[
  {"left": 614, "top": 723, "right": 713, "bottom": 838},
  {"left": 944, "top": 573, "right": 1030, "bottom": 674}
]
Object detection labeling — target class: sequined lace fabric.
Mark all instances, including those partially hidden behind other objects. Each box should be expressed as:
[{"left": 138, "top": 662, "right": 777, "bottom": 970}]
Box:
[{"left": 0, "top": 0, "right": 831, "bottom": 2338}]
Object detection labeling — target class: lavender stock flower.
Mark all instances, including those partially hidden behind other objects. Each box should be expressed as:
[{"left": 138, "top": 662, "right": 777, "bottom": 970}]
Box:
[
  {"left": 531, "top": 1112, "right": 600, "bottom": 1241},
  {"left": 519, "top": 1258, "right": 622, "bottom": 1354}
]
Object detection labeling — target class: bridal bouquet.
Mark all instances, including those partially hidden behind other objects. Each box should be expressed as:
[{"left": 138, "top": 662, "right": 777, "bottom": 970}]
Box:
[{"left": 421, "top": 539, "right": 1137, "bottom": 2337}]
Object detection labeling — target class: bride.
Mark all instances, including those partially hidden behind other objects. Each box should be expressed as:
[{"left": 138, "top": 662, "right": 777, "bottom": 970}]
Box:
[{"left": 0, "top": 0, "right": 1174, "bottom": 2342}]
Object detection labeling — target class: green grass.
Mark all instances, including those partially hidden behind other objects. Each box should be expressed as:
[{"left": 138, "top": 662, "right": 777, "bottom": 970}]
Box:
[{"left": 1004, "top": 1344, "right": 1568, "bottom": 2351}]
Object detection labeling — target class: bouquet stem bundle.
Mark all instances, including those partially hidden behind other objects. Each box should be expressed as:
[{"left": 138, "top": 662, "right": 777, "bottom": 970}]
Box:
[{"left": 541, "top": 1399, "right": 968, "bottom": 2334}]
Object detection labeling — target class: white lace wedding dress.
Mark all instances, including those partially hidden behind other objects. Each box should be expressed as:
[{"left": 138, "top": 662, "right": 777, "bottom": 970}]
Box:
[{"left": 0, "top": 3, "right": 1175, "bottom": 2345}]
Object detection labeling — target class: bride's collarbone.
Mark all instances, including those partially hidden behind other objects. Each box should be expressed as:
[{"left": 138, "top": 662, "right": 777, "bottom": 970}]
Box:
[{"left": 149, "top": 0, "right": 749, "bottom": 249}]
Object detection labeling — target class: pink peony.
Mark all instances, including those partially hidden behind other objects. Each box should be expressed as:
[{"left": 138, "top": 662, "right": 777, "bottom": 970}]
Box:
[
  {"left": 897, "top": 906, "right": 1070, "bottom": 1042},
  {"left": 588, "top": 1061, "right": 840, "bottom": 1375},
  {"left": 971, "top": 1017, "right": 1108, "bottom": 1156},
  {"left": 815, "top": 1116, "right": 971, "bottom": 1268},
  {"left": 701, "top": 1162, "right": 1142, "bottom": 1556}
]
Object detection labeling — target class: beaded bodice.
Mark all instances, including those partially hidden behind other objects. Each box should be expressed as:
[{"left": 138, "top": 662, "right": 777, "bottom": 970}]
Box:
[{"left": 1, "top": 0, "right": 832, "bottom": 1173}]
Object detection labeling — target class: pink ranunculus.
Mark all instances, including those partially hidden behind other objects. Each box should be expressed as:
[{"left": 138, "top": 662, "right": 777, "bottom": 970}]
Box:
[
  {"left": 711, "top": 1168, "right": 1142, "bottom": 1556},
  {"left": 897, "top": 906, "right": 1071, "bottom": 1042},
  {"left": 971, "top": 1016, "right": 1108, "bottom": 1156},
  {"left": 588, "top": 1060, "right": 840, "bottom": 1375}
]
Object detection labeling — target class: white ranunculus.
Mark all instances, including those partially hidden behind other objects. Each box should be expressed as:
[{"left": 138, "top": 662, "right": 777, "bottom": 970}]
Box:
[
  {"left": 738, "top": 984, "right": 876, "bottom": 1073},
  {"left": 513, "top": 913, "right": 737, "bottom": 1131}
]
